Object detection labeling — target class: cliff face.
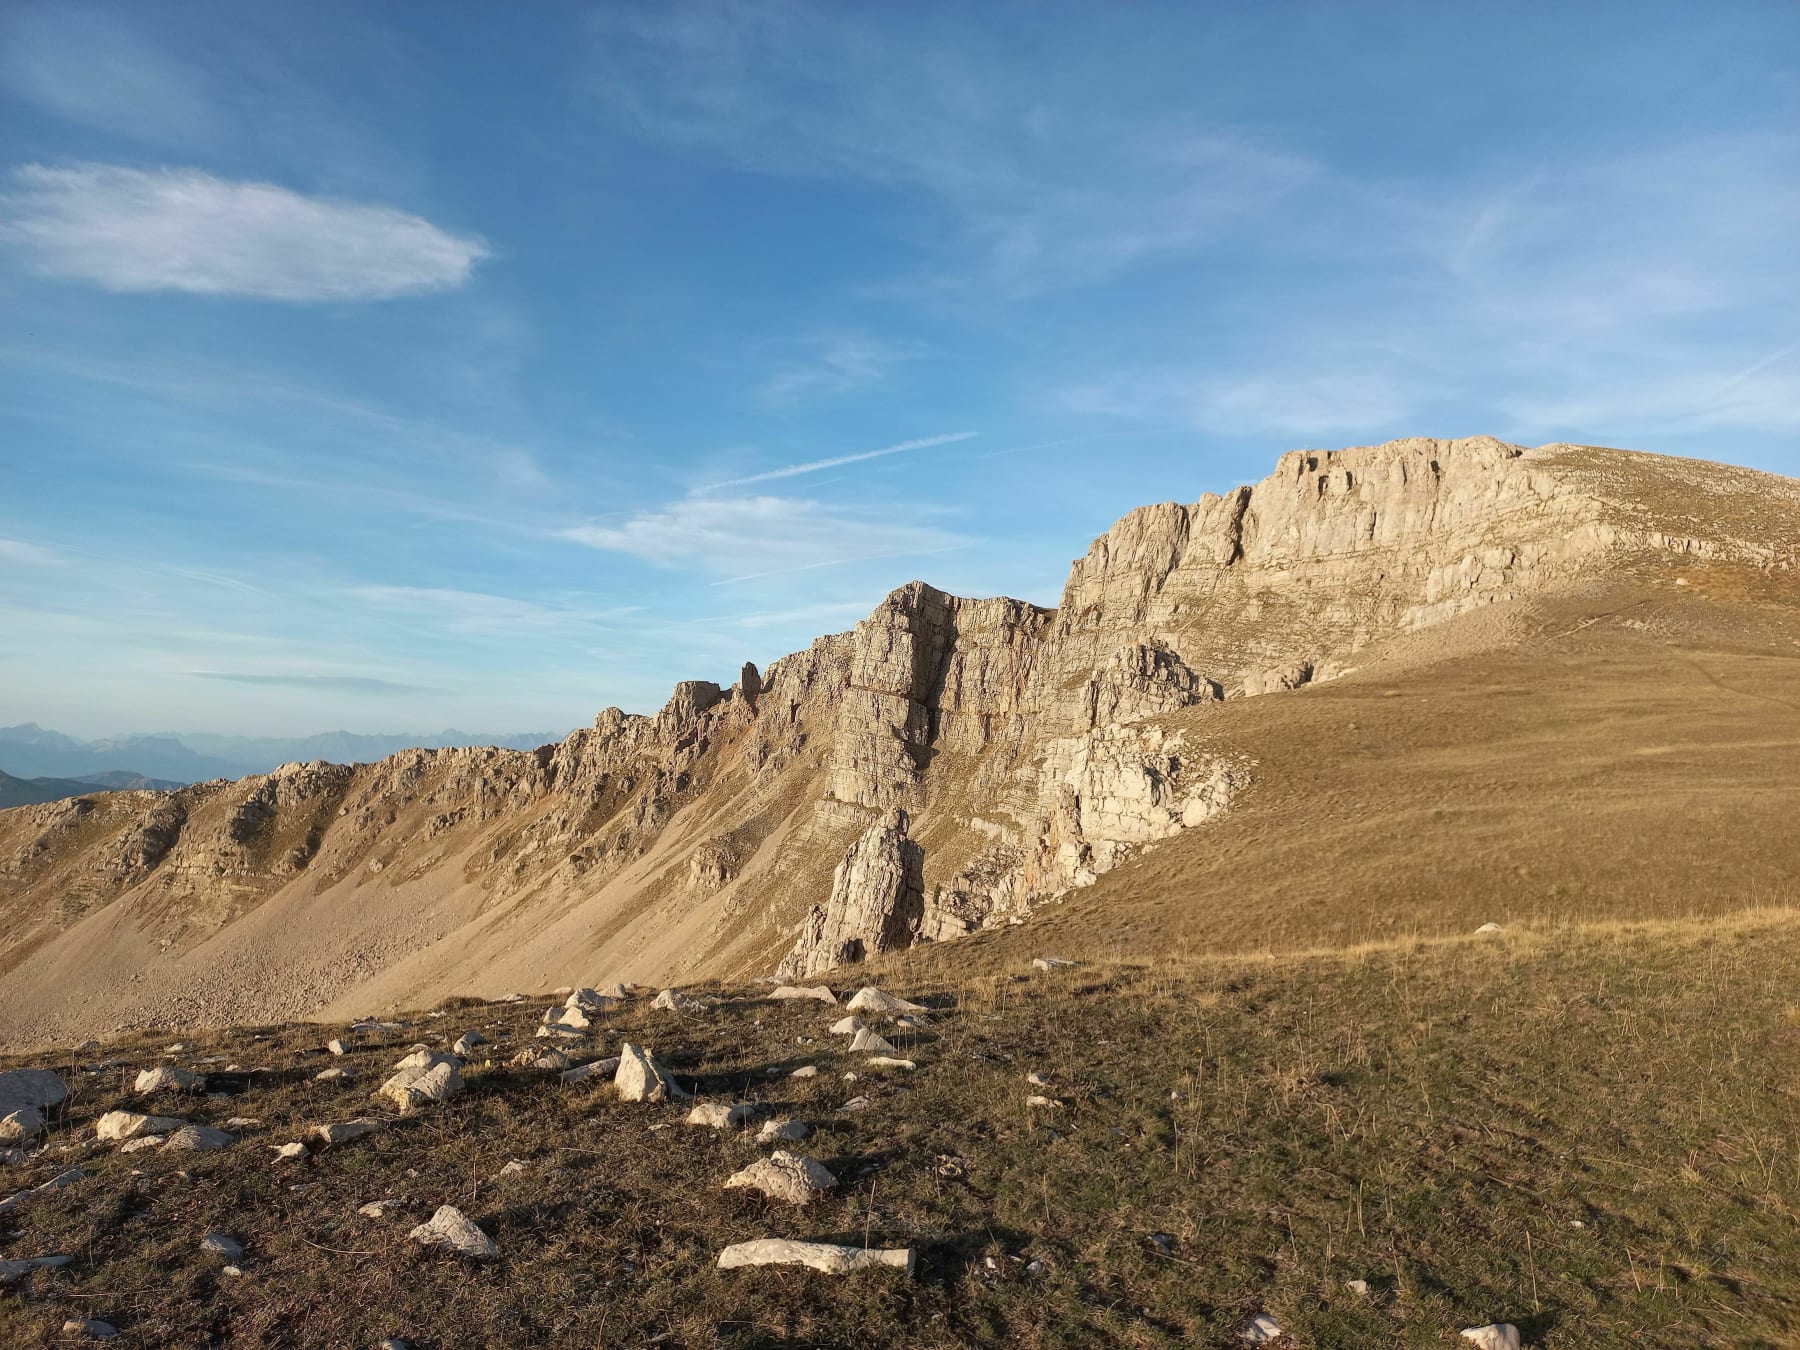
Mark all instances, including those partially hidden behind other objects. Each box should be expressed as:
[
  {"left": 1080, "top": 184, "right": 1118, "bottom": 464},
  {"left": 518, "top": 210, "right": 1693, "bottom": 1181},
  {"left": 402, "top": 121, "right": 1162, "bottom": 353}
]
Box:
[{"left": 1, "top": 437, "right": 1795, "bottom": 1043}]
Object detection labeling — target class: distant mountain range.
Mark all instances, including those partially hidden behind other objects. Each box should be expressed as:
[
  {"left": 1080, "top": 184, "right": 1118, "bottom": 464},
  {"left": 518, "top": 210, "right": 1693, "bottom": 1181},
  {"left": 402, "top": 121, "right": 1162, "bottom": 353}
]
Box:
[
  {"left": 0, "top": 768, "right": 186, "bottom": 809},
  {"left": 0, "top": 723, "right": 562, "bottom": 789}
]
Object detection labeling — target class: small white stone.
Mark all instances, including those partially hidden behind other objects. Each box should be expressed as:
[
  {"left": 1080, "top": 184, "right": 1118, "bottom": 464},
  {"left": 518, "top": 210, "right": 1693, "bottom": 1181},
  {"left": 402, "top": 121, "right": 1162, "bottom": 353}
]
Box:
[
  {"left": 829, "top": 1016, "right": 865, "bottom": 1036},
  {"left": 788, "top": 1065, "right": 818, "bottom": 1079},
  {"left": 200, "top": 1233, "right": 244, "bottom": 1260},
  {"left": 1242, "top": 1314, "right": 1284, "bottom": 1344},
  {"left": 1460, "top": 1326, "right": 1521, "bottom": 1350}
]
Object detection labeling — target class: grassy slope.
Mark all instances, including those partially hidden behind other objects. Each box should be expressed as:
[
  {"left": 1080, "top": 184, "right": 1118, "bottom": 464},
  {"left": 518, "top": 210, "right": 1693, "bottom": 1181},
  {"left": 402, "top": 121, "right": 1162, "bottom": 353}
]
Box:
[
  {"left": 993, "top": 569, "right": 1800, "bottom": 967},
  {"left": 2, "top": 912, "right": 1797, "bottom": 1348}
]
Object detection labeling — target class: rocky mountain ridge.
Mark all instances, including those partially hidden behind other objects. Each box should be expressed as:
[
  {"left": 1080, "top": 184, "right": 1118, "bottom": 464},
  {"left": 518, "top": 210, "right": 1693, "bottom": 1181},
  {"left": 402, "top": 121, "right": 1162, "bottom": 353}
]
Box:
[{"left": 0, "top": 436, "right": 1794, "bottom": 1045}]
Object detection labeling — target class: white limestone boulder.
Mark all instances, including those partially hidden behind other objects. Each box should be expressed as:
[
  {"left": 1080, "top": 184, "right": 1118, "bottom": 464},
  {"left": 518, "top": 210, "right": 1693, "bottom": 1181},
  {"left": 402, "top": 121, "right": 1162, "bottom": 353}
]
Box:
[
  {"left": 0, "top": 1069, "right": 68, "bottom": 1120},
  {"left": 849, "top": 1028, "right": 898, "bottom": 1055},
  {"left": 686, "top": 1101, "right": 759, "bottom": 1130},
  {"left": 771, "top": 985, "right": 837, "bottom": 1004},
  {"left": 134, "top": 1065, "right": 201, "bottom": 1096},
  {"left": 163, "top": 1125, "right": 235, "bottom": 1152},
  {"left": 96, "top": 1110, "right": 186, "bottom": 1142},
  {"left": 314, "top": 1119, "right": 382, "bottom": 1146},
  {"left": 614, "top": 1043, "right": 689, "bottom": 1102},
  {"left": 846, "top": 988, "right": 926, "bottom": 1015},
  {"left": 377, "top": 1056, "right": 464, "bottom": 1112},
  {"left": 724, "top": 1150, "right": 838, "bottom": 1205},
  {"left": 829, "top": 1016, "right": 865, "bottom": 1036},
  {"left": 409, "top": 1204, "right": 498, "bottom": 1259}
]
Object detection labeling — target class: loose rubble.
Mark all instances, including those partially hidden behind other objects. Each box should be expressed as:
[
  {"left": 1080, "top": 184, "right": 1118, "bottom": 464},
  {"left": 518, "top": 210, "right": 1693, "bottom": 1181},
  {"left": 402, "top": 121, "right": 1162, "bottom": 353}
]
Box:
[
  {"left": 718, "top": 1238, "right": 914, "bottom": 1276},
  {"left": 410, "top": 1205, "right": 499, "bottom": 1259}
]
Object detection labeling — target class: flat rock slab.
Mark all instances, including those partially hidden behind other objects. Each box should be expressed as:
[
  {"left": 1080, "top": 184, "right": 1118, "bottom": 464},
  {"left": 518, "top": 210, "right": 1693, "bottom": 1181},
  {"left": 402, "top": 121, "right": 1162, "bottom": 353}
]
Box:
[
  {"left": 135, "top": 1066, "right": 200, "bottom": 1095},
  {"left": 1461, "top": 1326, "right": 1521, "bottom": 1350},
  {"left": 771, "top": 985, "right": 837, "bottom": 1004},
  {"left": 378, "top": 1057, "right": 464, "bottom": 1112},
  {"left": 866, "top": 1057, "right": 916, "bottom": 1072},
  {"left": 0, "top": 1168, "right": 84, "bottom": 1215},
  {"left": 0, "top": 1069, "right": 68, "bottom": 1119},
  {"left": 409, "top": 1205, "right": 498, "bottom": 1259},
  {"left": 560, "top": 1057, "right": 621, "bottom": 1085},
  {"left": 200, "top": 1234, "right": 245, "bottom": 1260},
  {"left": 846, "top": 988, "right": 927, "bottom": 1015},
  {"left": 164, "top": 1125, "right": 236, "bottom": 1152},
  {"left": 686, "top": 1101, "right": 759, "bottom": 1129},
  {"left": 0, "top": 1254, "right": 71, "bottom": 1285},
  {"left": 758, "top": 1117, "right": 810, "bottom": 1143},
  {"left": 724, "top": 1151, "right": 837, "bottom": 1205},
  {"left": 718, "top": 1239, "right": 913, "bottom": 1277},
  {"left": 97, "top": 1110, "right": 186, "bottom": 1142},
  {"left": 1242, "top": 1314, "right": 1284, "bottom": 1344},
  {"left": 315, "top": 1067, "right": 353, "bottom": 1081},
  {"left": 849, "top": 1028, "right": 898, "bottom": 1055},
  {"left": 62, "top": 1319, "right": 117, "bottom": 1340}
]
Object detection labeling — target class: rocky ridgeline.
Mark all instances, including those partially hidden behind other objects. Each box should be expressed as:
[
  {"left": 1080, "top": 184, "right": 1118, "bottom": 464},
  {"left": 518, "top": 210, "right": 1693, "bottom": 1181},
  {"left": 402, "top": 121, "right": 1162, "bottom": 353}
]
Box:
[{"left": 1, "top": 437, "right": 1795, "bottom": 1038}]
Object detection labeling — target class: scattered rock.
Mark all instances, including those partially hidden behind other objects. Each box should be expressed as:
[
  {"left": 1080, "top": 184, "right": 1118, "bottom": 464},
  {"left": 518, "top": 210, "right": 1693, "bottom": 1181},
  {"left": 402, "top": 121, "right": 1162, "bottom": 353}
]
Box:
[
  {"left": 314, "top": 1067, "right": 353, "bottom": 1082},
  {"left": 97, "top": 1111, "right": 186, "bottom": 1142},
  {"left": 849, "top": 1027, "right": 898, "bottom": 1055},
  {"left": 1242, "top": 1314, "right": 1284, "bottom": 1344},
  {"left": 134, "top": 1066, "right": 201, "bottom": 1096},
  {"left": 771, "top": 985, "right": 837, "bottom": 1004},
  {"left": 564, "top": 989, "right": 616, "bottom": 1015},
  {"left": 327, "top": 1039, "right": 348, "bottom": 1056},
  {"left": 224, "top": 1117, "right": 261, "bottom": 1128},
  {"left": 271, "top": 1142, "right": 307, "bottom": 1162},
  {"left": 829, "top": 1016, "right": 866, "bottom": 1036},
  {"left": 1025, "top": 1072, "right": 1051, "bottom": 1087},
  {"left": 512, "top": 1046, "right": 572, "bottom": 1071},
  {"left": 1032, "top": 958, "right": 1078, "bottom": 971},
  {"left": 846, "top": 987, "right": 927, "bottom": 1015},
  {"left": 687, "top": 1102, "right": 760, "bottom": 1129},
  {"left": 200, "top": 1234, "right": 244, "bottom": 1260},
  {"left": 596, "top": 982, "right": 632, "bottom": 1000},
  {"left": 358, "top": 1199, "right": 400, "bottom": 1219},
  {"left": 163, "top": 1126, "right": 235, "bottom": 1152},
  {"left": 788, "top": 1065, "right": 818, "bottom": 1079},
  {"left": 1461, "top": 1326, "right": 1521, "bottom": 1350},
  {"left": 536, "top": 1007, "right": 589, "bottom": 1038},
  {"left": 0, "top": 1167, "right": 83, "bottom": 1215},
  {"left": 717, "top": 1238, "right": 913, "bottom": 1276},
  {"left": 1345, "top": 1278, "right": 1370, "bottom": 1296},
  {"left": 377, "top": 1056, "right": 464, "bottom": 1112},
  {"left": 61, "top": 1319, "right": 118, "bottom": 1341},
  {"left": 614, "top": 1043, "right": 689, "bottom": 1102},
  {"left": 452, "top": 1032, "right": 486, "bottom": 1057},
  {"left": 314, "top": 1119, "right": 382, "bottom": 1146},
  {"left": 0, "top": 1068, "right": 68, "bottom": 1120},
  {"left": 0, "top": 1107, "right": 44, "bottom": 1144},
  {"left": 652, "top": 988, "right": 705, "bottom": 1013},
  {"left": 866, "top": 1057, "right": 916, "bottom": 1071},
  {"left": 724, "top": 1150, "right": 838, "bottom": 1204},
  {"left": 1025, "top": 1095, "right": 1062, "bottom": 1109},
  {"left": 120, "top": 1136, "right": 165, "bottom": 1154},
  {"left": 559, "top": 1057, "right": 621, "bottom": 1085},
  {"left": 838, "top": 1095, "right": 871, "bottom": 1113},
  {"left": 409, "top": 1205, "right": 498, "bottom": 1259},
  {"left": 1475, "top": 923, "right": 1505, "bottom": 935},
  {"left": 0, "top": 1253, "right": 71, "bottom": 1285},
  {"left": 758, "top": 1118, "right": 810, "bottom": 1144}
]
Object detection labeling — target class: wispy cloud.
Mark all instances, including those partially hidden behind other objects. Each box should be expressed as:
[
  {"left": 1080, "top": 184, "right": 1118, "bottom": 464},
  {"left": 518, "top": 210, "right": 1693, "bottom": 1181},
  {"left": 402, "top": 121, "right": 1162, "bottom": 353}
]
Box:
[
  {"left": 561, "top": 493, "right": 967, "bottom": 580},
  {"left": 351, "top": 585, "right": 641, "bottom": 637},
  {"left": 0, "top": 539, "right": 60, "bottom": 566},
  {"left": 756, "top": 333, "right": 924, "bottom": 407},
  {"left": 188, "top": 672, "right": 427, "bottom": 694},
  {"left": 584, "top": 6, "right": 1315, "bottom": 296},
  {"left": 0, "top": 164, "right": 489, "bottom": 300},
  {"left": 700, "top": 430, "right": 976, "bottom": 491}
]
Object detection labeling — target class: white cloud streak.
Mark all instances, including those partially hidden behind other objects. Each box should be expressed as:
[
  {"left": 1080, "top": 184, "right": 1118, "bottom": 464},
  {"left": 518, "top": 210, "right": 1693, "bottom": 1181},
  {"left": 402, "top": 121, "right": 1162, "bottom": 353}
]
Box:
[
  {"left": 700, "top": 431, "right": 977, "bottom": 491},
  {"left": 0, "top": 164, "right": 489, "bottom": 300},
  {"left": 560, "top": 494, "right": 966, "bottom": 580}
]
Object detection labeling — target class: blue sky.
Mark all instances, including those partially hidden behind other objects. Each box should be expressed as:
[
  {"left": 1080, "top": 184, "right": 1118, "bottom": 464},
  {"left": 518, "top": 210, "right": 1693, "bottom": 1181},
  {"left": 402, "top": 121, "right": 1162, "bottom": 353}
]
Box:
[{"left": 1, "top": 1, "right": 1795, "bottom": 738}]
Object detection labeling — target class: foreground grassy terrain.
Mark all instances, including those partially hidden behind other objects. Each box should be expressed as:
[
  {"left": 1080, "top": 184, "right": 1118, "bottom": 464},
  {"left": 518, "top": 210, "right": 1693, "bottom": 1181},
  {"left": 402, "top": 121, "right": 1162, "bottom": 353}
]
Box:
[{"left": 3, "top": 912, "right": 1797, "bottom": 1348}]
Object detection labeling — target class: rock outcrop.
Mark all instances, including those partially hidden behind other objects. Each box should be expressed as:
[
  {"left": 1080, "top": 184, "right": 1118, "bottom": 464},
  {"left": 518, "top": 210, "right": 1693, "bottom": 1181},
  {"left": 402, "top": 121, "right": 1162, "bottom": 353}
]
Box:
[
  {"left": 779, "top": 809, "right": 925, "bottom": 979},
  {"left": 0, "top": 438, "right": 1795, "bottom": 1042}
]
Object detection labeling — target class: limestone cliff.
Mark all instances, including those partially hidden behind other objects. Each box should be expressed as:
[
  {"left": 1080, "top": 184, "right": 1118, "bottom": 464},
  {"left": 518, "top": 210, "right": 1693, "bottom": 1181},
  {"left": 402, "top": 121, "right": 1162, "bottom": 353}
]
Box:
[{"left": 0, "top": 437, "right": 1794, "bottom": 1044}]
